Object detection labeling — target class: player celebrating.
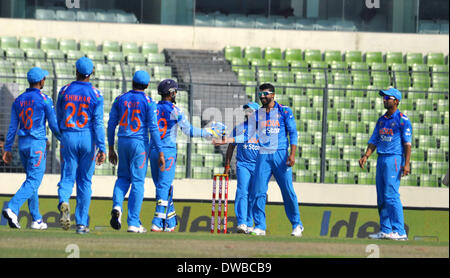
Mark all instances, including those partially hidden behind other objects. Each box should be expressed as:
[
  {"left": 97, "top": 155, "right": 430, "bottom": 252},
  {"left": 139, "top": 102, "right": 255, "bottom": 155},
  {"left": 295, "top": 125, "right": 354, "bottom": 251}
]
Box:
[
  {"left": 359, "top": 88, "right": 412, "bottom": 241},
  {"left": 56, "top": 57, "right": 106, "bottom": 234},
  {"left": 150, "top": 79, "right": 226, "bottom": 232},
  {"left": 107, "top": 71, "right": 165, "bottom": 233},
  {"left": 215, "top": 83, "right": 304, "bottom": 237},
  {"left": 224, "top": 102, "right": 260, "bottom": 234},
  {"left": 2, "top": 67, "right": 61, "bottom": 230}
]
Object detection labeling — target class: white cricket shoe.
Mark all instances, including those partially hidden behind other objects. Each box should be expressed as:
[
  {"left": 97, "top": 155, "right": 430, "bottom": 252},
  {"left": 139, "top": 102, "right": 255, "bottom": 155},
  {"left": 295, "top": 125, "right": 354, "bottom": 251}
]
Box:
[
  {"left": 368, "top": 231, "right": 391, "bottom": 240},
  {"left": 110, "top": 206, "right": 122, "bottom": 230},
  {"left": 389, "top": 232, "right": 408, "bottom": 241},
  {"left": 31, "top": 219, "right": 48, "bottom": 230},
  {"left": 164, "top": 226, "right": 176, "bottom": 232},
  {"left": 291, "top": 225, "right": 304, "bottom": 237},
  {"left": 127, "top": 225, "right": 147, "bottom": 233},
  {"left": 151, "top": 224, "right": 163, "bottom": 232},
  {"left": 250, "top": 228, "right": 266, "bottom": 236},
  {"left": 58, "top": 202, "right": 71, "bottom": 230},
  {"left": 236, "top": 224, "right": 248, "bottom": 234},
  {"left": 2, "top": 208, "right": 21, "bottom": 229},
  {"left": 246, "top": 226, "right": 254, "bottom": 234}
]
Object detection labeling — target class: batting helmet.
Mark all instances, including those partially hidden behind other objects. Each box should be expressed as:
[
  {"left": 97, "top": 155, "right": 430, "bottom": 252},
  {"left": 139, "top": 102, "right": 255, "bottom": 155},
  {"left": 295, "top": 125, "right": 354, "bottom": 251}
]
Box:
[{"left": 158, "top": 79, "right": 178, "bottom": 95}]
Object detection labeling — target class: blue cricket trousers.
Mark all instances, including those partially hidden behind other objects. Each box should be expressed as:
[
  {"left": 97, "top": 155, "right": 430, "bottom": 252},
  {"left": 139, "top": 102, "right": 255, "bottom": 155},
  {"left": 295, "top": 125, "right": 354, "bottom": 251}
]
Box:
[
  {"left": 150, "top": 147, "right": 177, "bottom": 229},
  {"left": 7, "top": 137, "right": 46, "bottom": 221},
  {"left": 251, "top": 150, "right": 302, "bottom": 231},
  {"left": 376, "top": 154, "right": 406, "bottom": 236},
  {"left": 112, "top": 137, "right": 148, "bottom": 227},
  {"left": 57, "top": 131, "right": 96, "bottom": 227},
  {"left": 235, "top": 161, "right": 255, "bottom": 227}
]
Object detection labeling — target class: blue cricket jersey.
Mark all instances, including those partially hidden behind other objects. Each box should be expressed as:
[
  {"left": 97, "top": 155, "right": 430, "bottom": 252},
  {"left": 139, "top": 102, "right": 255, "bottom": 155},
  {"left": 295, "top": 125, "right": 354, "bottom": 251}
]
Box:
[
  {"left": 56, "top": 81, "right": 106, "bottom": 152},
  {"left": 4, "top": 88, "right": 60, "bottom": 152},
  {"left": 235, "top": 101, "right": 298, "bottom": 153},
  {"left": 368, "top": 109, "right": 412, "bottom": 155},
  {"left": 232, "top": 121, "right": 259, "bottom": 164},
  {"left": 150, "top": 100, "right": 208, "bottom": 150},
  {"left": 107, "top": 90, "right": 162, "bottom": 153}
]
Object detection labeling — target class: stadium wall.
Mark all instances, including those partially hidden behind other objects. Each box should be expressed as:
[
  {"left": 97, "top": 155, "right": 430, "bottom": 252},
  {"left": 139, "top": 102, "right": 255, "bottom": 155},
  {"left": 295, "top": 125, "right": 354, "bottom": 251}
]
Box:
[
  {"left": 0, "top": 18, "right": 448, "bottom": 54},
  {"left": 0, "top": 173, "right": 448, "bottom": 209}
]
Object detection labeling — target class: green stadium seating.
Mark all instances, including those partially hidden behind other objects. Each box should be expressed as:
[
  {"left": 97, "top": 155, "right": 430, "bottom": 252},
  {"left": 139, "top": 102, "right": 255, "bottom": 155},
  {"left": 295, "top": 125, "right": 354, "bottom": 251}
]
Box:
[
  {"left": 335, "top": 133, "right": 353, "bottom": 146},
  {"left": 332, "top": 73, "right": 352, "bottom": 86},
  {"left": 406, "top": 52, "right": 423, "bottom": 65},
  {"left": 59, "top": 39, "right": 77, "bottom": 52},
  {"left": 352, "top": 75, "right": 371, "bottom": 87},
  {"left": 102, "top": 40, "right": 120, "bottom": 52},
  {"left": 256, "top": 69, "right": 274, "bottom": 82},
  {"left": 427, "top": 148, "right": 446, "bottom": 162},
  {"left": 400, "top": 174, "right": 419, "bottom": 186},
  {"left": 5, "top": 48, "right": 24, "bottom": 59},
  {"left": 0, "top": 36, "right": 18, "bottom": 49},
  {"left": 372, "top": 73, "right": 391, "bottom": 88},
  {"left": 330, "top": 61, "right": 348, "bottom": 73},
  {"left": 411, "top": 161, "right": 430, "bottom": 175},
  {"left": 340, "top": 108, "right": 359, "bottom": 122},
  {"left": 435, "top": 98, "right": 449, "bottom": 111},
  {"left": 77, "top": 40, "right": 96, "bottom": 52},
  {"left": 391, "top": 63, "right": 409, "bottom": 77},
  {"left": 66, "top": 50, "right": 85, "bottom": 61},
  {"left": 270, "top": 59, "right": 289, "bottom": 71},
  {"left": 324, "top": 50, "right": 342, "bottom": 63},
  {"left": 300, "top": 144, "right": 320, "bottom": 159},
  {"left": 328, "top": 160, "right": 347, "bottom": 172},
  {"left": 40, "top": 37, "right": 58, "bottom": 50},
  {"left": 431, "top": 162, "right": 448, "bottom": 176},
  {"left": 244, "top": 46, "right": 262, "bottom": 59},
  {"left": 237, "top": 69, "right": 255, "bottom": 82},
  {"left": 439, "top": 136, "right": 449, "bottom": 150},
  {"left": 310, "top": 61, "right": 328, "bottom": 74},
  {"left": 386, "top": 51, "right": 403, "bottom": 65},
  {"left": 423, "top": 111, "right": 441, "bottom": 124},
  {"left": 296, "top": 170, "right": 315, "bottom": 183},
  {"left": 411, "top": 149, "right": 426, "bottom": 161},
  {"left": 147, "top": 53, "right": 165, "bottom": 64},
  {"left": 19, "top": 37, "right": 37, "bottom": 49},
  {"left": 337, "top": 172, "right": 356, "bottom": 184},
  {"left": 415, "top": 99, "right": 434, "bottom": 111},
  {"left": 306, "top": 119, "right": 322, "bottom": 132},
  {"left": 349, "top": 121, "right": 367, "bottom": 134},
  {"left": 418, "top": 135, "right": 437, "bottom": 148},
  {"left": 426, "top": 52, "right": 445, "bottom": 65},
  {"left": 141, "top": 42, "right": 158, "bottom": 55},
  {"left": 25, "top": 48, "right": 46, "bottom": 60},
  {"left": 86, "top": 51, "right": 105, "bottom": 62},
  {"left": 290, "top": 60, "right": 309, "bottom": 72},
  {"left": 431, "top": 64, "right": 448, "bottom": 77},
  {"left": 304, "top": 49, "right": 322, "bottom": 62},
  {"left": 365, "top": 51, "right": 383, "bottom": 64},
  {"left": 325, "top": 145, "right": 341, "bottom": 160},
  {"left": 224, "top": 45, "right": 241, "bottom": 60},
  {"left": 432, "top": 123, "right": 449, "bottom": 137},
  {"left": 284, "top": 48, "right": 303, "bottom": 61},
  {"left": 276, "top": 71, "right": 294, "bottom": 83},
  {"left": 295, "top": 72, "right": 314, "bottom": 85},
  {"left": 127, "top": 52, "right": 145, "bottom": 64},
  {"left": 264, "top": 47, "right": 282, "bottom": 60},
  {"left": 420, "top": 175, "right": 439, "bottom": 187},
  {"left": 249, "top": 58, "right": 268, "bottom": 70},
  {"left": 394, "top": 75, "right": 411, "bottom": 88},
  {"left": 370, "top": 62, "right": 389, "bottom": 75},
  {"left": 357, "top": 172, "right": 375, "bottom": 185},
  {"left": 331, "top": 96, "right": 351, "bottom": 109},
  {"left": 122, "top": 42, "right": 139, "bottom": 55},
  {"left": 353, "top": 97, "right": 371, "bottom": 109},
  {"left": 344, "top": 50, "right": 362, "bottom": 63}
]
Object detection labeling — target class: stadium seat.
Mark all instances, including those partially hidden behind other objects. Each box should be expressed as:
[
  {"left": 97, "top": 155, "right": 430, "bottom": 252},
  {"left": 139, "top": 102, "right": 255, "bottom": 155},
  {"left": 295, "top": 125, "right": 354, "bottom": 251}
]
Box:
[
  {"left": 127, "top": 52, "right": 145, "bottom": 64},
  {"left": 141, "top": 42, "right": 158, "bottom": 55},
  {"left": 335, "top": 133, "right": 353, "bottom": 146},
  {"left": 244, "top": 46, "right": 262, "bottom": 59},
  {"left": 46, "top": 49, "right": 65, "bottom": 60},
  {"left": 237, "top": 69, "right": 255, "bottom": 82},
  {"left": 431, "top": 64, "right": 448, "bottom": 77},
  {"left": 67, "top": 50, "right": 85, "bottom": 61},
  {"left": 411, "top": 161, "right": 430, "bottom": 175},
  {"left": 365, "top": 51, "right": 383, "bottom": 64},
  {"left": 332, "top": 73, "right": 352, "bottom": 86},
  {"left": 224, "top": 46, "right": 241, "bottom": 60},
  {"left": 147, "top": 53, "right": 166, "bottom": 64},
  {"left": 55, "top": 10, "right": 76, "bottom": 21},
  {"left": 418, "top": 135, "right": 437, "bottom": 148},
  {"left": 406, "top": 52, "right": 423, "bottom": 66},
  {"left": 386, "top": 51, "right": 403, "bottom": 65},
  {"left": 327, "top": 160, "right": 347, "bottom": 172},
  {"left": 324, "top": 50, "right": 342, "bottom": 63},
  {"left": 306, "top": 119, "right": 323, "bottom": 132},
  {"left": 427, "top": 148, "right": 446, "bottom": 162},
  {"left": 420, "top": 175, "right": 439, "bottom": 187},
  {"left": 96, "top": 11, "right": 117, "bottom": 23},
  {"left": 310, "top": 61, "right": 328, "bottom": 74},
  {"left": 391, "top": 63, "right": 409, "bottom": 77},
  {"left": 102, "top": 40, "right": 120, "bottom": 53},
  {"left": 394, "top": 75, "right": 411, "bottom": 88},
  {"left": 19, "top": 37, "right": 37, "bottom": 49},
  {"left": 325, "top": 145, "right": 341, "bottom": 160},
  {"left": 344, "top": 50, "right": 362, "bottom": 63},
  {"left": 264, "top": 47, "right": 282, "bottom": 60},
  {"left": 284, "top": 48, "right": 303, "bottom": 61},
  {"left": 79, "top": 40, "right": 97, "bottom": 52},
  {"left": 40, "top": 37, "right": 58, "bottom": 50},
  {"left": 0, "top": 36, "right": 18, "bottom": 49},
  {"left": 285, "top": 83, "right": 304, "bottom": 96},
  {"left": 411, "top": 148, "right": 426, "bottom": 161},
  {"left": 435, "top": 98, "right": 449, "bottom": 111},
  {"left": 25, "top": 48, "right": 46, "bottom": 61},
  {"left": 296, "top": 170, "right": 315, "bottom": 183},
  {"left": 304, "top": 49, "right": 322, "bottom": 62},
  {"left": 330, "top": 61, "right": 348, "bottom": 73},
  {"left": 337, "top": 172, "right": 356, "bottom": 184},
  {"left": 5, "top": 48, "right": 25, "bottom": 59},
  {"left": 270, "top": 59, "right": 289, "bottom": 71},
  {"left": 357, "top": 172, "right": 375, "bottom": 185},
  {"left": 76, "top": 10, "right": 96, "bottom": 22},
  {"left": 426, "top": 53, "right": 445, "bottom": 65},
  {"left": 116, "top": 12, "right": 138, "bottom": 24},
  {"left": 300, "top": 144, "right": 320, "bottom": 159},
  {"left": 400, "top": 174, "right": 419, "bottom": 186},
  {"left": 256, "top": 70, "right": 274, "bottom": 82},
  {"left": 249, "top": 58, "right": 268, "bottom": 70},
  {"left": 415, "top": 99, "right": 434, "bottom": 111},
  {"left": 439, "top": 136, "right": 449, "bottom": 150},
  {"left": 276, "top": 71, "right": 294, "bottom": 83},
  {"left": 372, "top": 73, "right": 391, "bottom": 88},
  {"left": 290, "top": 60, "right": 309, "bottom": 72},
  {"left": 86, "top": 51, "right": 105, "bottom": 62},
  {"left": 121, "top": 42, "right": 139, "bottom": 55},
  {"left": 370, "top": 62, "right": 389, "bottom": 75}
]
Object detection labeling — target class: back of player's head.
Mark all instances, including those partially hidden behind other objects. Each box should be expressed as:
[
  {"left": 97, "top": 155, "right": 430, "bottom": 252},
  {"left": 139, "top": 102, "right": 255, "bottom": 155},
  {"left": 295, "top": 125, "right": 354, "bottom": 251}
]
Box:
[
  {"left": 132, "top": 70, "right": 150, "bottom": 90},
  {"left": 158, "top": 79, "right": 178, "bottom": 95},
  {"left": 75, "top": 56, "right": 94, "bottom": 78},
  {"left": 27, "top": 67, "right": 48, "bottom": 86},
  {"left": 259, "top": 83, "right": 275, "bottom": 93}
]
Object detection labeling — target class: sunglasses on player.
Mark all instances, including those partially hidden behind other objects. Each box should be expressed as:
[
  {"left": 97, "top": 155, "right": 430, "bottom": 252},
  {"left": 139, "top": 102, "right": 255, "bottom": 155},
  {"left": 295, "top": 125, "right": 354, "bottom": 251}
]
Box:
[
  {"left": 258, "top": 91, "right": 273, "bottom": 97},
  {"left": 383, "top": 95, "right": 396, "bottom": 100}
]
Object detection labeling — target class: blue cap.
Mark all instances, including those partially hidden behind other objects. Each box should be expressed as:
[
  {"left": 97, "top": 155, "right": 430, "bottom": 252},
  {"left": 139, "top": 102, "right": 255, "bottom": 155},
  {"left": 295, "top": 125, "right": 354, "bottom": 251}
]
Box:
[
  {"left": 27, "top": 67, "right": 48, "bottom": 83},
  {"left": 379, "top": 87, "right": 402, "bottom": 101},
  {"left": 243, "top": 102, "right": 260, "bottom": 111},
  {"left": 158, "top": 79, "right": 178, "bottom": 95},
  {"left": 75, "top": 56, "right": 94, "bottom": 76},
  {"left": 133, "top": 70, "right": 150, "bottom": 85}
]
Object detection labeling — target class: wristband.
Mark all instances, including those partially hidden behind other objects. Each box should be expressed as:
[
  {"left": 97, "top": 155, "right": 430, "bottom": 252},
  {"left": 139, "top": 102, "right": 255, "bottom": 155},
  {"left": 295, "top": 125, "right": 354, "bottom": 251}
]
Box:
[{"left": 225, "top": 165, "right": 230, "bottom": 169}]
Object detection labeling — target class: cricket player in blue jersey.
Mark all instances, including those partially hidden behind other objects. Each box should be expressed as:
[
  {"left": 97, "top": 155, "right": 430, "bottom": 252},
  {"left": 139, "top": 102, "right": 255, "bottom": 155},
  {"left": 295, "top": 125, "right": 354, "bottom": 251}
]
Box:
[
  {"left": 215, "top": 83, "right": 304, "bottom": 237},
  {"left": 359, "top": 87, "right": 412, "bottom": 241},
  {"left": 107, "top": 71, "right": 165, "bottom": 233},
  {"left": 224, "top": 102, "right": 260, "bottom": 234},
  {"left": 2, "top": 67, "right": 61, "bottom": 230},
  {"left": 149, "top": 79, "right": 226, "bottom": 232},
  {"left": 56, "top": 57, "right": 106, "bottom": 234}
]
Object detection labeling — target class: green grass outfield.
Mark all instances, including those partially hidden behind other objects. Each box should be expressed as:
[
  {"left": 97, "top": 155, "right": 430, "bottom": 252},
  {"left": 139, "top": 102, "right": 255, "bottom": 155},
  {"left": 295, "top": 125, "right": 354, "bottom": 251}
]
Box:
[{"left": 0, "top": 225, "right": 448, "bottom": 258}]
